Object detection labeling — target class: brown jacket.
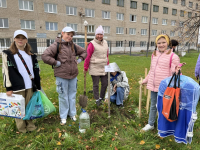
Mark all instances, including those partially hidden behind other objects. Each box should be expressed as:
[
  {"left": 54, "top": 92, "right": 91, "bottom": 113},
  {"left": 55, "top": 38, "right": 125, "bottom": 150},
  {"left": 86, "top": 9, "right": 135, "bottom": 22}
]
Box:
[{"left": 42, "top": 38, "right": 87, "bottom": 79}]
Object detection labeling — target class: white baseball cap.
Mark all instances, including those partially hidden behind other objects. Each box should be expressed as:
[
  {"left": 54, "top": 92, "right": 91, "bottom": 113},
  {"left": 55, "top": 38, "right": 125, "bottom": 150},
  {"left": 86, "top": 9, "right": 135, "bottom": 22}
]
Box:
[
  {"left": 62, "top": 26, "right": 75, "bottom": 35},
  {"left": 13, "top": 30, "right": 28, "bottom": 39}
]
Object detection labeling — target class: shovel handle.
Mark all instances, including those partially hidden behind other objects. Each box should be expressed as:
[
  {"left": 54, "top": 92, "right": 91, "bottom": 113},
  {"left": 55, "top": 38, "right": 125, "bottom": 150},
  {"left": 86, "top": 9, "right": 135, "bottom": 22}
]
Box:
[{"left": 84, "top": 74, "right": 86, "bottom": 95}]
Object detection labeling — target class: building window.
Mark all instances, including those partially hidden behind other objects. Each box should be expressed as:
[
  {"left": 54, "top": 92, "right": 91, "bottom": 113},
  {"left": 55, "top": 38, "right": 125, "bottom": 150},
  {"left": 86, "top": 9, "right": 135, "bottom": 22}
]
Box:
[
  {"left": 45, "top": 22, "right": 58, "bottom": 31},
  {"left": 195, "top": 13, "right": 197, "bottom": 17},
  {"left": 161, "top": 30, "right": 166, "bottom": 34},
  {"left": 116, "top": 41, "right": 123, "bottom": 47},
  {"left": 102, "top": 26, "right": 110, "bottom": 33},
  {"left": 129, "top": 28, "right": 136, "bottom": 35},
  {"left": 189, "top": 2, "right": 193, "bottom": 8},
  {"left": 85, "top": 9, "right": 95, "bottom": 17},
  {"left": 130, "top": 15, "right": 137, "bottom": 22},
  {"left": 67, "top": 23, "right": 77, "bottom": 32},
  {"left": 151, "top": 42, "right": 155, "bottom": 47},
  {"left": 178, "top": 31, "right": 182, "bottom": 37},
  {"left": 140, "top": 41, "right": 146, "bottom": 47},
  {"left": 0, "top": 0, "right": 6, "bottom": 8},
  {"left": 102, "top": 11, "right": 110, "bottom": 19},
  {"left": 170, "top": 31, "right": 175, "bottom": 37},
  {"left": 102, "top": 0, "right": 110, "bottom": 4},
  {"left": 117, "top": 13, "right": 124, "bottom": 20},
  {"left": 0, "top": 18, "right": 8, "bottom": 28},
  {"left": 162, "top": 19, "right": 167, "bottom": 25},
  {"left": 180, "top": 10, "right": 184, "bottom": 17},
  {"left": 173, "top": 0, "right": 177, "bottom": 4},
  {"left": 152, "top": 18, "right": 158, "bottom": 24},
  {"left": 46, "top": 39, "right": 55, "bottom": 47},
  {"left": 196, "top": 3, "right": 198, "bottom": 9},
  {"left": 142, "top": 3, "right": 148, "bottom": 11},
  {"left": 152, "top": 30, "right": 157, "bottom": 36},
  {"left": 181, "top": 0, "right": 185, "bottom": 6},
  {"left": 0, "top": 38, "right": 10, "bottom": 48},
  {"left": 87, "top": 25, "right": 94, "bottom": 33},
  {"left": 142, "top": 16, "right": 148, "bottom": 23},
  {"left": 188, "top": 12, "right": 192, "bottom": 18},
  {"left": 18, "top": 0, "right": 33, "bottom": 11},
  {"left": 129, "top": 41, "right": 135, "bottom": 47},
  {"left": 117, "top": 0, "right": 124, "bottom": 7},
  {"left": 179, "top": 22, "right": 183, "bottom": 27},
  {"left": 163, "top": 7, "right": 168, "bottom": 14},
  {"left": 66, "top": 6, "right": 77, "bottom": 15},
  {"left": 130, "top": 1, "right": 137, "bottom": 9},
  {"left": 20, "top": 20, "right": 35, "bottom": 30},
  {"left": 44, "top": 3, "right": 57, "bottom": 13},
  {"left": 171, "top": 20, "right": 176, "bottom": 26},
  {"left": 153, "top": 5, "right": 159, "bottom": 12},
  {"left": 116, "top": 27, "right": 124, "bottom": 34},
  {"left": 172, "top": 9, "right": 177, "bottom": 15},
  {"left": 164, "top": 0, "right": 169, "bottom": 2},
  {"left": 141, "top": 29, "right": 147, "bottom": 35}
]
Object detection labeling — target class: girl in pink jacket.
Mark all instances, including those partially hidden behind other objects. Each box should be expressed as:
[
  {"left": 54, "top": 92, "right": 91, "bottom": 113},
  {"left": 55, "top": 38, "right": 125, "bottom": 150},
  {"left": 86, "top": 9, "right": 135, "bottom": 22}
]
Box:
[{"left": 141, "top": 34, "right": 180, "bottom": 131}]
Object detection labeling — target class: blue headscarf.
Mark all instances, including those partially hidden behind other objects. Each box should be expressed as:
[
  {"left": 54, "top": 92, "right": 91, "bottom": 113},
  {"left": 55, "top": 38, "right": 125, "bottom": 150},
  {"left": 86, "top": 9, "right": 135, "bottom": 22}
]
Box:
[{"left": 110, "top": 72, "right": 120, "bottom": 82}]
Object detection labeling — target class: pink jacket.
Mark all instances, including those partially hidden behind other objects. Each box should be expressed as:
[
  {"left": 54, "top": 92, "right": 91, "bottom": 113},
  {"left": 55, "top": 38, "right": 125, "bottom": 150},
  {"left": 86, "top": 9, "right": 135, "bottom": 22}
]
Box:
[{"left": 142, "top": 50, "right": 180, "bottom": 92}]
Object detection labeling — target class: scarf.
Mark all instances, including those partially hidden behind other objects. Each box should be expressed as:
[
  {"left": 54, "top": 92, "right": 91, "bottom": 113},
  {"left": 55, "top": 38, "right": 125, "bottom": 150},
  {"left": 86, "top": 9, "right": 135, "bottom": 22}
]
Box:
[{"left": 110, "top": 72, "right": 120, "bottom": 82}]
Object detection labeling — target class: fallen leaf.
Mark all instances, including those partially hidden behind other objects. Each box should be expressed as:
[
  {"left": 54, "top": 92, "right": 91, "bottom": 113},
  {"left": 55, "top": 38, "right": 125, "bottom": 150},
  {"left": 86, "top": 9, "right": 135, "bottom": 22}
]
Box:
[
  {"left": 115, "top": 147, "right": 118, "bottom": 150},
  {"left": 140, "top": 140, "right": 145, "bottom": 145},
  {"left": 123, "top": 125, "right": 126, "bottom": 129},
  {"left": 139, "top": 124, "right": 141, "bottom": 127},
  {"left": 115, "top": 132, "right": 118, "bottom": 136},
  {"left": 16, "top": 132, "right": 20, "bottom": 134},
  {"left": 41, "top": 128, "right": 45, "bottom": 130},
  {"left": 58, "top": 133, "right": 62, "bottom": 138},
  {"left": 85, "top": 145, "right": 89, "bottom": 150},
  {"left": 99, "top": 135, "right": 103, "bottom": 138},
  {"left": 56, "top": 128, "right": 61, "bottom": 132},
  {"left": 155, "top": 144, "right": 160, "bottom": 149},
  {"left": 169, "top": 139, "right": 172, "bottom": 142},
  {"left": 0, "top": 117, "right": 4, "bottom": 120},
  {"left": 62, "top": 132, "right": 70, "bottom": 138},
  {"left": 26, "top": 143, "right": 32, "bottom": 148},
  {"left": 57, "top": 141, "right": 62, "bottom": 145},
  {"left": 37, "top": 128, "right": 41, "bottom": 132},
  {"left": 110, "top": 144, "right": 112, "bottom": 147},
  {"left": 112, "top": 138, "right": 115, "bottom": 141}
]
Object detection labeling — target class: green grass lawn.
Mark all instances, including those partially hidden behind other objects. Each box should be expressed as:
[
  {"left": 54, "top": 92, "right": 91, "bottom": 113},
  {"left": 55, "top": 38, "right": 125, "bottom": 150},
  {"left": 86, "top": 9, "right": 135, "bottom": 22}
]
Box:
[{"left": 0, "top": 53, "right": 200, "bottom": 150}]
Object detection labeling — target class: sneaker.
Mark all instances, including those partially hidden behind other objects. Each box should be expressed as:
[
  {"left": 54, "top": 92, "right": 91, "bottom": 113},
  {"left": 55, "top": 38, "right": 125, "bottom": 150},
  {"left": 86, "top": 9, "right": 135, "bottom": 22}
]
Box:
[
  {"left": 117, "top": 104, "right": 124, "bottom": 108},
  {"left": 96, "top": 99, "right": 102, "bottom": 106},
  {"left": 60, "top": 119, "right": 66, "bottom": 125},
  {"left": 141, "top": 124, "right": 154, "bottom": 132},
  {"left": 70, "top": 116, "right": 77, "bottom": 121}
]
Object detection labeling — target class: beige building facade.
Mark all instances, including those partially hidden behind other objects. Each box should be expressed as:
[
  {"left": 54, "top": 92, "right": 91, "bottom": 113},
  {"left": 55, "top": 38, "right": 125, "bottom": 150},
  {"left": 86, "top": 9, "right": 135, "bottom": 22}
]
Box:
[{"left": 0, "top": 0, "right": 200, "bottom": 50}]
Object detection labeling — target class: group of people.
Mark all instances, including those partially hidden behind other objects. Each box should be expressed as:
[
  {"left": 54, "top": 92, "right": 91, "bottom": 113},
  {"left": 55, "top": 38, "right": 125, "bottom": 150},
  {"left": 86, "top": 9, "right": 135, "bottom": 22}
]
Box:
[{"left": 1, "top": 25, "right": 193, "bottom": 134}]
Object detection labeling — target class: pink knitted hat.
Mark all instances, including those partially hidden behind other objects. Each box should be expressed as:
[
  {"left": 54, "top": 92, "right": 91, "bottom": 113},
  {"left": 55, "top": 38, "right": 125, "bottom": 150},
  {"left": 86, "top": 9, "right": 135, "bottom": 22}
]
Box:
[{"left": 95, "top": 25, "right": 104, "bottom": 35}]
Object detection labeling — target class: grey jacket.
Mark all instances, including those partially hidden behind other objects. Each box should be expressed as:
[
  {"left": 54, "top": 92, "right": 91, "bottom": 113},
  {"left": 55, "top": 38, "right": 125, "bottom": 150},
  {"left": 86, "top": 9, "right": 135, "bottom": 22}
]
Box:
[{"left": 105, "top": 62, "right": 129, "bottom": 100}]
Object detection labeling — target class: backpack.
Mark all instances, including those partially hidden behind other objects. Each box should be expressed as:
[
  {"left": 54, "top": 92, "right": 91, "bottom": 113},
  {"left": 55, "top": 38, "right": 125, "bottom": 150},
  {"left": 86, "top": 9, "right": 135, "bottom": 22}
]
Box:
[{"left": 52, "top": 42, "right": 77, "bottom": 69}]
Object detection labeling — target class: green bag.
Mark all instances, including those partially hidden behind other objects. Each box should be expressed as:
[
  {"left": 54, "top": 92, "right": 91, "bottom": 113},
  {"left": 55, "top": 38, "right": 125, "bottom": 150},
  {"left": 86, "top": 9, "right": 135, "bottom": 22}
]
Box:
[{"left": 39, "top": 91, "right": 56, "bottom": 117}]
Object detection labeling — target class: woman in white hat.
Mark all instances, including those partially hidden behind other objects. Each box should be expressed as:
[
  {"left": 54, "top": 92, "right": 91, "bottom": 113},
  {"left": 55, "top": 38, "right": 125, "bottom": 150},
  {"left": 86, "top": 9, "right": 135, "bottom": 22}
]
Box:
[
  {"left": 42, "top": 26, "right": 87, "bottom": 125},
  {"left": 2, "top": 30, "right": 41, "bottom": 133}
]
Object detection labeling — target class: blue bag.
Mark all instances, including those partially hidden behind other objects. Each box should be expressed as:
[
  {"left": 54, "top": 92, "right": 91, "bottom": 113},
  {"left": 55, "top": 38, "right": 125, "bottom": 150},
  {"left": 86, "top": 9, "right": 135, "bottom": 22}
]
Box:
[{"left": 23, "top": 91, "right": 44, "bottom": 120}]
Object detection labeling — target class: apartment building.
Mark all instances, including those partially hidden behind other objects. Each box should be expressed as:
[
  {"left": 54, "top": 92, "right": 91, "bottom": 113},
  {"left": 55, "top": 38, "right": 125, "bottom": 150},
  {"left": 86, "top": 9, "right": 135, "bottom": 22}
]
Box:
[{"left": 0, "top": 0, "right": 199, "bottom": 50}]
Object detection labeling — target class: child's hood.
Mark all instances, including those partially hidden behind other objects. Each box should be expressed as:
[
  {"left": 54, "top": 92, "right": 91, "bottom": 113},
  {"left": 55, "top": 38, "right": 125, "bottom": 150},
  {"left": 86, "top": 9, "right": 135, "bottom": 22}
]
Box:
[{"left": 110, "top": 62, "right": 121, "bottom": 73}]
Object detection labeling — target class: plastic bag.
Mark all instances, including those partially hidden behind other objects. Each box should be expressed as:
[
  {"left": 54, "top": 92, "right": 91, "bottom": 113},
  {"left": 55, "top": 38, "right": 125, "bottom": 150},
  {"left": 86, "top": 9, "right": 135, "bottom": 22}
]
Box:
[
  {"left": 39, "top": 91, "right": 56, "bottom": 117},
  {"left": 23, "top": 91, "right": 44, "bottom": 120}
]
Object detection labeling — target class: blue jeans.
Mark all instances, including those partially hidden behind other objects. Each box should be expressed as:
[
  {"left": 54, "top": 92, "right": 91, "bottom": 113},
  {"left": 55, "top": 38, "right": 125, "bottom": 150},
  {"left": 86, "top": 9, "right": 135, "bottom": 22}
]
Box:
[
  {"left": 56, "top": 77, "right": 77, "bottom": 119},
  {"left": 110, "top": 87, "right": 125, "bottom": 105},
  {"left": 148, "top": 91, "right": 158, "bottom": 126}
]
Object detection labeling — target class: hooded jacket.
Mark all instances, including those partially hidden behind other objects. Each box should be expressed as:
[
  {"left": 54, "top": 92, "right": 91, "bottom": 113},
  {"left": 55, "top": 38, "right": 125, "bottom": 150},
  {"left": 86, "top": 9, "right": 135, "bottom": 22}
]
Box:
[
  {"left": 105, "top": 62, "right": 129, "bottom": 100},
  {"left": 42, "top": 38, "right": 87, "bottom": 79},
  {"left": 195, "top": 54, "right": 200, "bottom": 78},
  {"left": 142, "top": 50, "right": 180, "bottom": 92}
]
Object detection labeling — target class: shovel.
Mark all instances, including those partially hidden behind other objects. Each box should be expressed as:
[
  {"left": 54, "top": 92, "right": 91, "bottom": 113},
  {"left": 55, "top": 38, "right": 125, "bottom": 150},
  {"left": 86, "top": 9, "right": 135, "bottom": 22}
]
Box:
[{"left": 79, "top": 75, "right": 88, "bottom": 108}]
